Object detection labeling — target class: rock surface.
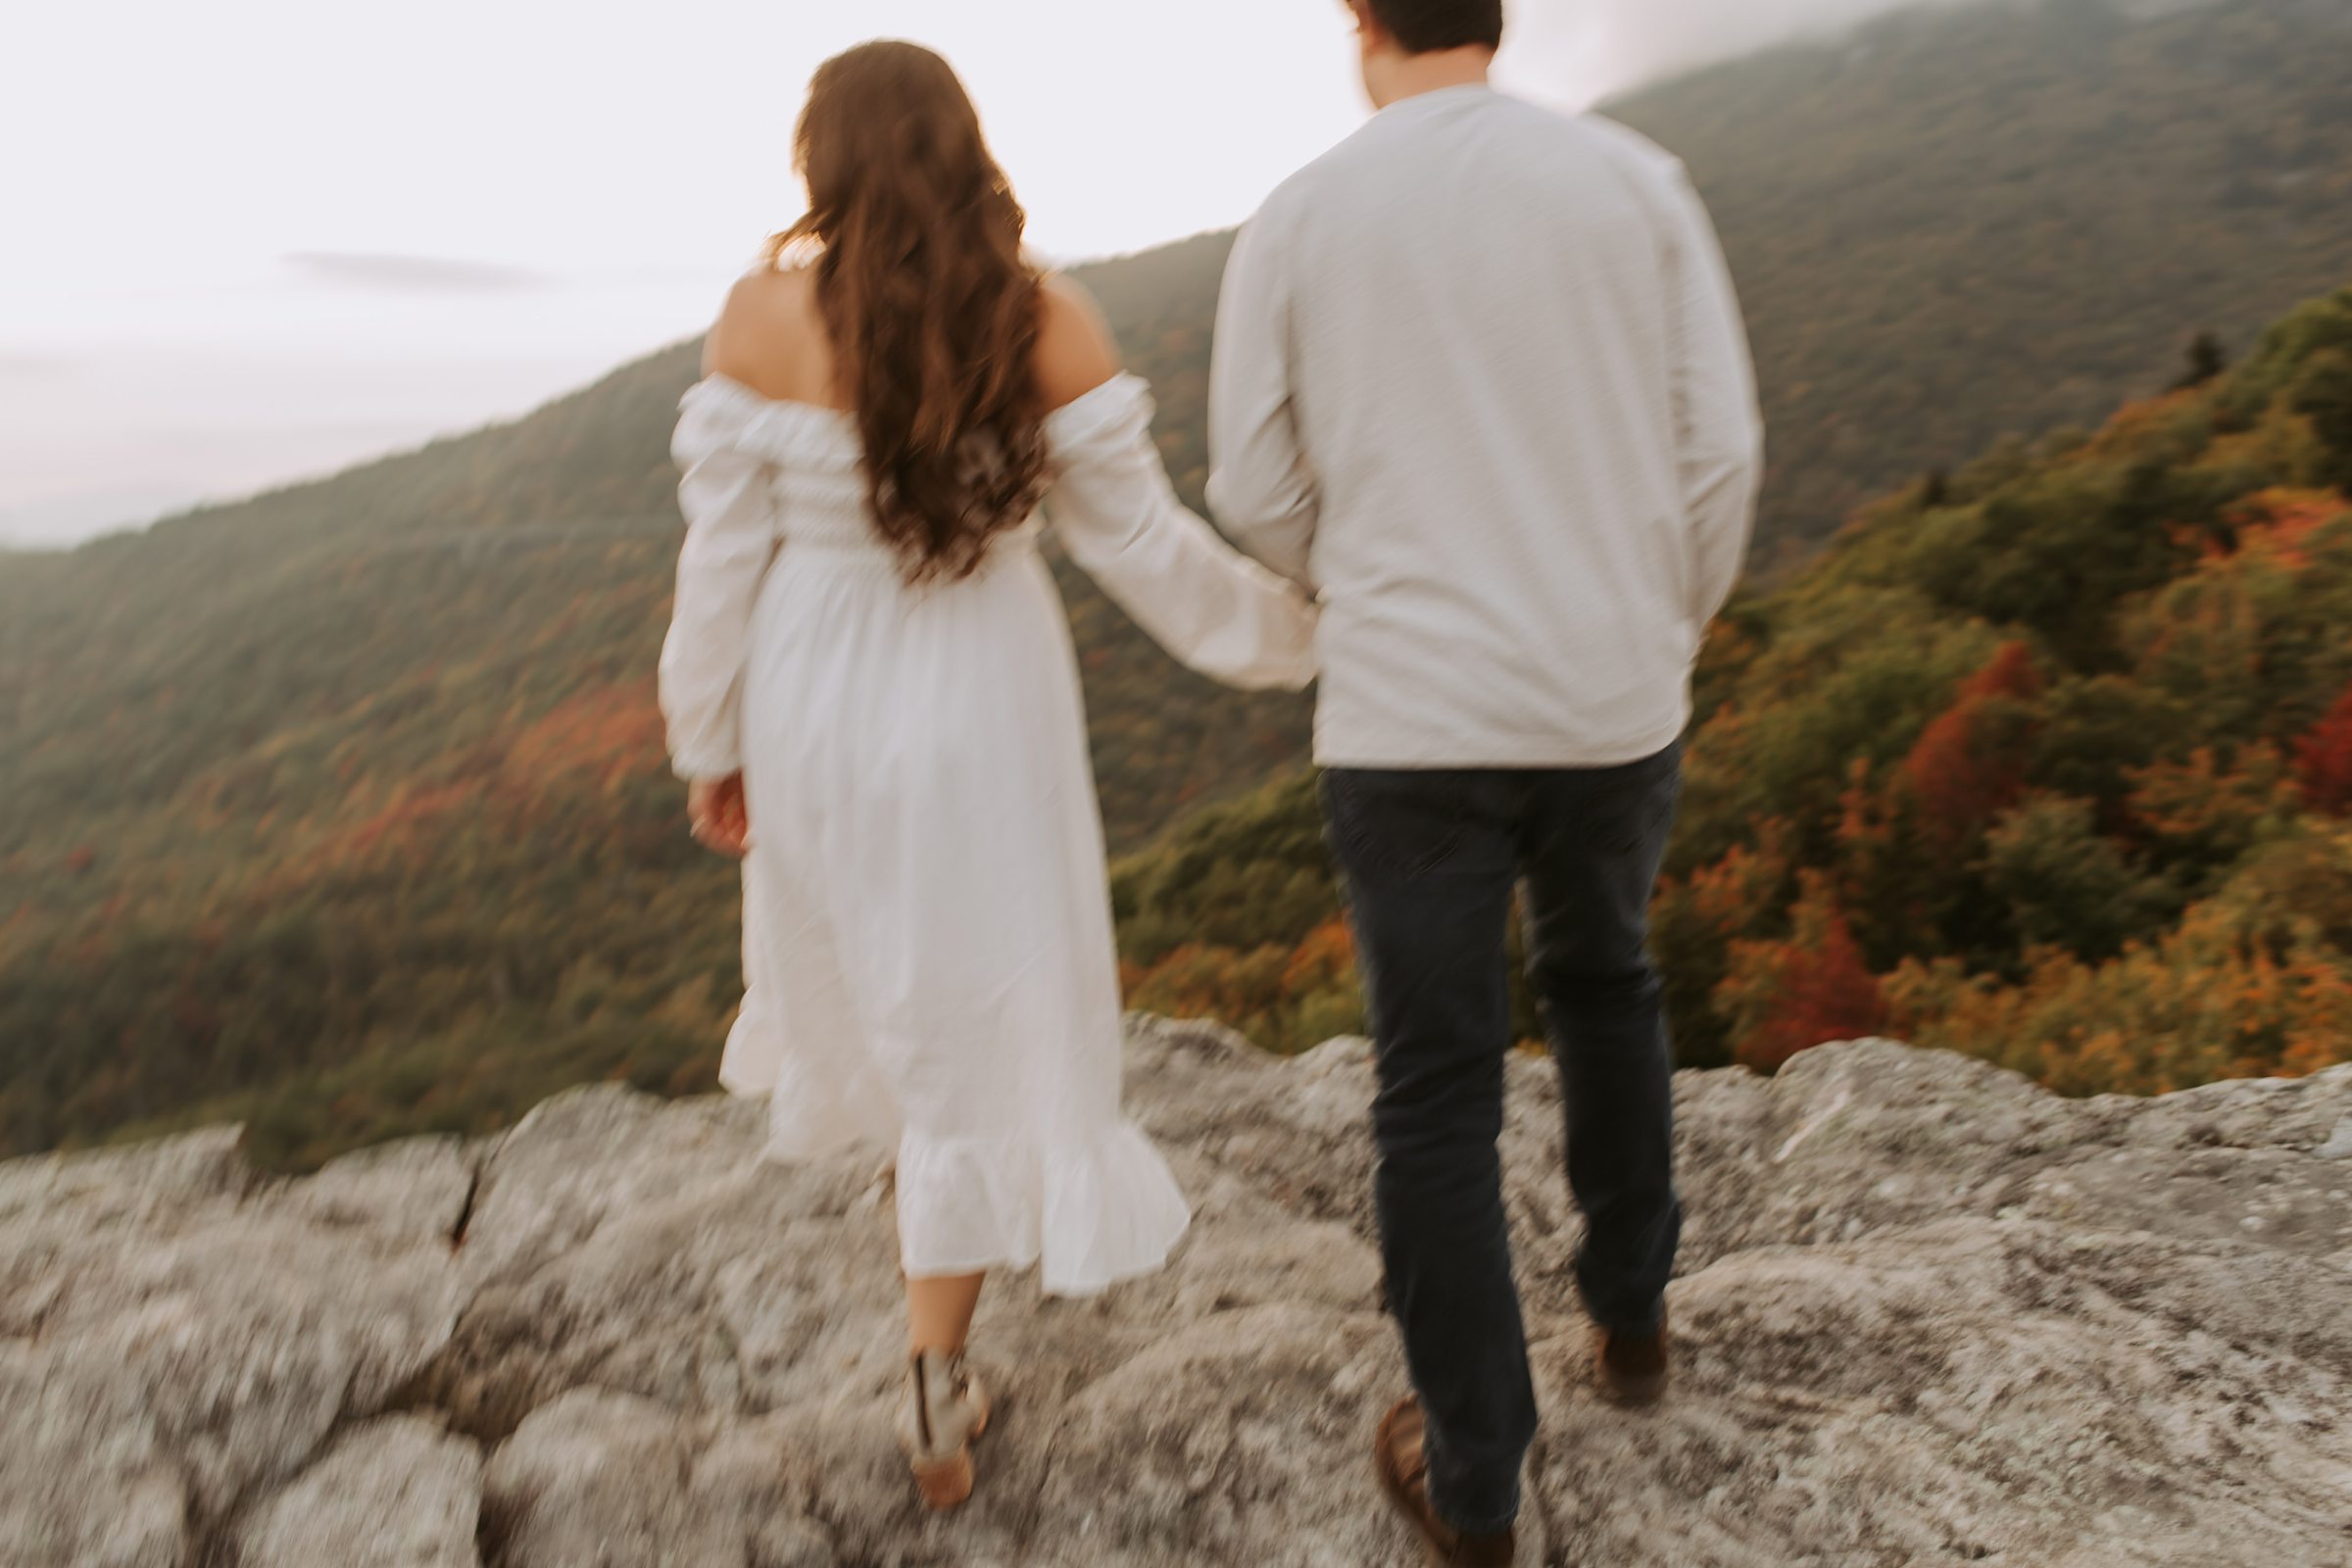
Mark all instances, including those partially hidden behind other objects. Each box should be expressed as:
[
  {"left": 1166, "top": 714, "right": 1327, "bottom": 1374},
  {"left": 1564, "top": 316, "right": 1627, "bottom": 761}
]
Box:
[{"left": 4, "top": 1021, "right": 2350, "bottom": 1567}]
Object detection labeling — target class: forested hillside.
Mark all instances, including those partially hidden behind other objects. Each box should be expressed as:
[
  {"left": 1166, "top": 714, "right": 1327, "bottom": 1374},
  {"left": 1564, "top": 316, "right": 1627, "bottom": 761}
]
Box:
[
  {"left": 1035, "top": 0, "right": 2352, "bottom": 564},
  {"left": 7, "top": 0, "right": 2351, "bottom": 1167},
  {"left": 1611, "top": 0, "right": 2352, "bottom": 562},
  {"left": 0, "top": 253, "right": 1301, "bottom": 1167},
  {"left": 1115, "top": 281, "right": 2352, "bottom": 1093}
]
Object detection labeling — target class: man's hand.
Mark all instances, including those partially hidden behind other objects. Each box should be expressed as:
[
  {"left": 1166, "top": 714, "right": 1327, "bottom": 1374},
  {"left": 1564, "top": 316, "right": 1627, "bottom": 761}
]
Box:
[{"left": 688, "top": 774, "right": 750, "bottom": 859}]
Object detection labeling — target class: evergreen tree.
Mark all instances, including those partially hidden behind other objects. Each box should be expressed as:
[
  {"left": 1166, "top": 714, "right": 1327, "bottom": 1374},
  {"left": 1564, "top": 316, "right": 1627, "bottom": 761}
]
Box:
[{"left": 2174, "top": 329, "right": 2229, "bottom": 391}]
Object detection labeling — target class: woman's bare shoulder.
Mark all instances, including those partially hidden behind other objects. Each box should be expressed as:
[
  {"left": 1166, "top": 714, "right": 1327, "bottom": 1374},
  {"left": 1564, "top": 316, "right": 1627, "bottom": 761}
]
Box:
[
  {"left": 702, "top": 265, "right": 829, "bottom": 398},
  {"left": 1033, "top": 272, "right": 1124, "bottom": 412}
]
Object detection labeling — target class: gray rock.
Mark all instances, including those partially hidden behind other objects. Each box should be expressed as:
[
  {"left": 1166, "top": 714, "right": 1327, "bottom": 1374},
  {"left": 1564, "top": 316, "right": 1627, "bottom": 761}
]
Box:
[
  {"left": 0, "top": 1124, "right": 470, "bottom": 1561},
  {"left": 1031, "top": 1301, "right": 1407, "bottom": 1564},
  {"left": 231, "top": 1414, "right": 481, "bottom": 1567},
  {"left": 0, "top": 1125, "right": 249, "bottom": 1232},
  {"left": 0, "top": 1340, "right": 186, "bottom": 1568},
  {"left": 480, "top": 1389, "right": 835, "bottom": 1568},
  {"left": 284, "top": 1134, "right": 479, "bottom": 1250},
  {"left": 2317, "top": 1114, "right": 2352, "bottom": 1160},
  {"left": 479, "top": 1387, "right": 703, "bottom": 1565},
  {"left": 4, "top": 1020, "right": 2349, "bottom": 1566}
]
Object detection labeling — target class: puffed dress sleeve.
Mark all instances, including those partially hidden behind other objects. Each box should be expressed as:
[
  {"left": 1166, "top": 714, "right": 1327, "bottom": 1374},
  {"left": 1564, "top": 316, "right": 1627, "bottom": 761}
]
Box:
[
  {"left": 658, "top": 381, "right": 785, "bottom": 782},
  {"left": 1040, "top": 373, "right": 1319, "bottom": 693}
]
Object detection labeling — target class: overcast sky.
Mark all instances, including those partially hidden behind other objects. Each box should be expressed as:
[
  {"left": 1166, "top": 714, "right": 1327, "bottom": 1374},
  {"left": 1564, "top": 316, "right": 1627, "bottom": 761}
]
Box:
[{"left": 0, "top": 0, "right": 1954, "bottom": 549}]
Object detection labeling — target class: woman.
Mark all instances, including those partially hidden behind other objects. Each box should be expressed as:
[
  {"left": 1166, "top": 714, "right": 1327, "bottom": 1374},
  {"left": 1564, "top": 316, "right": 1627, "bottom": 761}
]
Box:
[{"left": 656, "top": 40, "right": 1317, "bottom": 1511}]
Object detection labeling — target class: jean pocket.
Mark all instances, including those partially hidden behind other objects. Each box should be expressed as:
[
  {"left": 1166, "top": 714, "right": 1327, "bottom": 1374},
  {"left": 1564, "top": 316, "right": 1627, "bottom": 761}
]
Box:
[
  {"left": 1597, "top": 747, "right": 1684, "bottom": 858},
  {"left": 1321, "top": 769, "right": 1484, "bottom": 879}
]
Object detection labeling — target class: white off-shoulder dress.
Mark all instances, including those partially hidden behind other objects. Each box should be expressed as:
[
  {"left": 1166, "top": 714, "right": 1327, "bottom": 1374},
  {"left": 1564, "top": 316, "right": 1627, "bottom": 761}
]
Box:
[{"left": 657, "top": 370, "right": 1318, "bottom": 1296}]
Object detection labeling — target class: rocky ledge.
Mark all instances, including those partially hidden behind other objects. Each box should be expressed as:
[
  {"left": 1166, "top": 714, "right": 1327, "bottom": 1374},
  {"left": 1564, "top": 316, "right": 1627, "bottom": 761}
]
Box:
[{"left": 5, "top": 1023, "right": 2351, "bottom": 1567}]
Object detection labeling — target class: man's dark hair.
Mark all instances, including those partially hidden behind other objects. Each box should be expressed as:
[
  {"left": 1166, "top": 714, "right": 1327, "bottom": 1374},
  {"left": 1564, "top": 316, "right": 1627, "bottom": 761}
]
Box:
[{"left": 1366, "top": 0, "right": 1504, "bottom": 54}]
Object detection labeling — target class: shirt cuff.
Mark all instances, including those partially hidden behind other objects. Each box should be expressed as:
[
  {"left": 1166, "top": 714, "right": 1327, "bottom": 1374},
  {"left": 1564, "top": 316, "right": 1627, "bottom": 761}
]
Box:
[{"left": 670, "top": 749, "right": 741, "bottom": 784}]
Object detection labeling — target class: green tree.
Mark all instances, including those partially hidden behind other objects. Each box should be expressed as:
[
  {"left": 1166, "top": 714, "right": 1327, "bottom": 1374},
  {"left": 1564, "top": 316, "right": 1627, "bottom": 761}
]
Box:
[{"left": 1983, "top": 795, "right": 2174, "bottom": 962}]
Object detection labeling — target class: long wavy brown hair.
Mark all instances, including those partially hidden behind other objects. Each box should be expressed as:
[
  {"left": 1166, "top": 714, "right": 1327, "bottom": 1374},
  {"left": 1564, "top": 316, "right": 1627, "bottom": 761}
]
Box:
[{"left": 768, "top": 42, "right": 1051, "bottom": 585}]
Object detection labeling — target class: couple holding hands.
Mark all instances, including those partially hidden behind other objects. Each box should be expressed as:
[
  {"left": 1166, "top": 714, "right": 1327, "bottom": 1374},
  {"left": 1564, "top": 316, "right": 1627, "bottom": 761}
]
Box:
[{"left": 658, "top": 3, "right": 1760, "bottom": 1560}]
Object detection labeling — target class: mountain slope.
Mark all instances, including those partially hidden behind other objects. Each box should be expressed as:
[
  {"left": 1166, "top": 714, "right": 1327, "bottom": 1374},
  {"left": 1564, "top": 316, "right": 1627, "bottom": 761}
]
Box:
[
  {"left": 1112, "top": 278, "right": 2352, "bottom": 1095},
  {"left": 0, "top": 276, "right": 1300, "bottom": 1165},
  {"left": 8, "top": 0, "right": 2352, "bottom": 1165},
  {"left": 1025, "top": 0, "right": 2352, "bottom": 566},
  {"left": 1609, "top": 0, "right": 2352, "bottom": 562}
]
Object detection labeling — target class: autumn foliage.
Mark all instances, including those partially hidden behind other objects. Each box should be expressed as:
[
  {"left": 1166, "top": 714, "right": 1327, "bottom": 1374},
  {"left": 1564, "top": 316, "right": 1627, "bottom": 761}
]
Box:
[
  {"left": 1718, "top": 878, "right": 1888, "bottom": 1073},
  {"left": 1901, "top": 641, "right": 2044, "bottom": 848},
  {"left": 11, "top": 264, "right": 2352, "bottom": 1173},
  {"left": 1109, "top": 282, "right": 2352, "bottom": 1098},
  {"left": 2297, "top": 683, "right": 2352, "bottom": 817}
]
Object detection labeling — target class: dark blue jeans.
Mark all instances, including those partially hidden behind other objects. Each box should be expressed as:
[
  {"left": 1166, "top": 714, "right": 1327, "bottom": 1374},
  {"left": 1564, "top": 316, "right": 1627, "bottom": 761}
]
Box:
[{"left": 1320, "top": 741, "right": 1686, "bottom": 1536}]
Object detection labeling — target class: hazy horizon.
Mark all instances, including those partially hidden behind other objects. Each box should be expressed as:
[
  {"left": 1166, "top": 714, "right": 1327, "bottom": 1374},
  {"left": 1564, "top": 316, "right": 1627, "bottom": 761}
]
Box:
[{"left": 1, "top": 0, "right": 1987, "bottom": 554}]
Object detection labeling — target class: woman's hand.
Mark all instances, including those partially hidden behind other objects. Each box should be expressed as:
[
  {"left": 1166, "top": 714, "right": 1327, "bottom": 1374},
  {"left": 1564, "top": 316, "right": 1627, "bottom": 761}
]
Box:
[{"left": 688, "top": 774, "right": 751, "bottom": 859}]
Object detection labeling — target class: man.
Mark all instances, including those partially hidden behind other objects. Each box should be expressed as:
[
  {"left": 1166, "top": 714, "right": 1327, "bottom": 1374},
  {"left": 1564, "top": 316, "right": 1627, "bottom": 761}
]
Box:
[{"left": 1206, "top": 2, "right": 1764, "bottom": 1562}]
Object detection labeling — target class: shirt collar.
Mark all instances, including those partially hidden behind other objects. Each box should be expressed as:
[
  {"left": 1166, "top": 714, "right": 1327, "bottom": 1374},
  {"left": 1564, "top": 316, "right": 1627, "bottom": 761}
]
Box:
[{"left": 1375, "top": 82, "right": 1497, "bottom": 120}]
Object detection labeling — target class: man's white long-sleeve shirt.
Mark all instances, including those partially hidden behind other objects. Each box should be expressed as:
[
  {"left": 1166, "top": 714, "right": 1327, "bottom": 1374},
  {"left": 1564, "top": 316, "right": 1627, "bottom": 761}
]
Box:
[{"left": 1208, "top": 84, "right": 1764, "bottom": 769}]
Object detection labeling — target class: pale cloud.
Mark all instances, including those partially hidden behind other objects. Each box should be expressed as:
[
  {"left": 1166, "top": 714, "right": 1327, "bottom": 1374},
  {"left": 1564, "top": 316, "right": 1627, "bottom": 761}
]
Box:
[{"left": 280, "top": 253, "right": 555, "bottom": 294}]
